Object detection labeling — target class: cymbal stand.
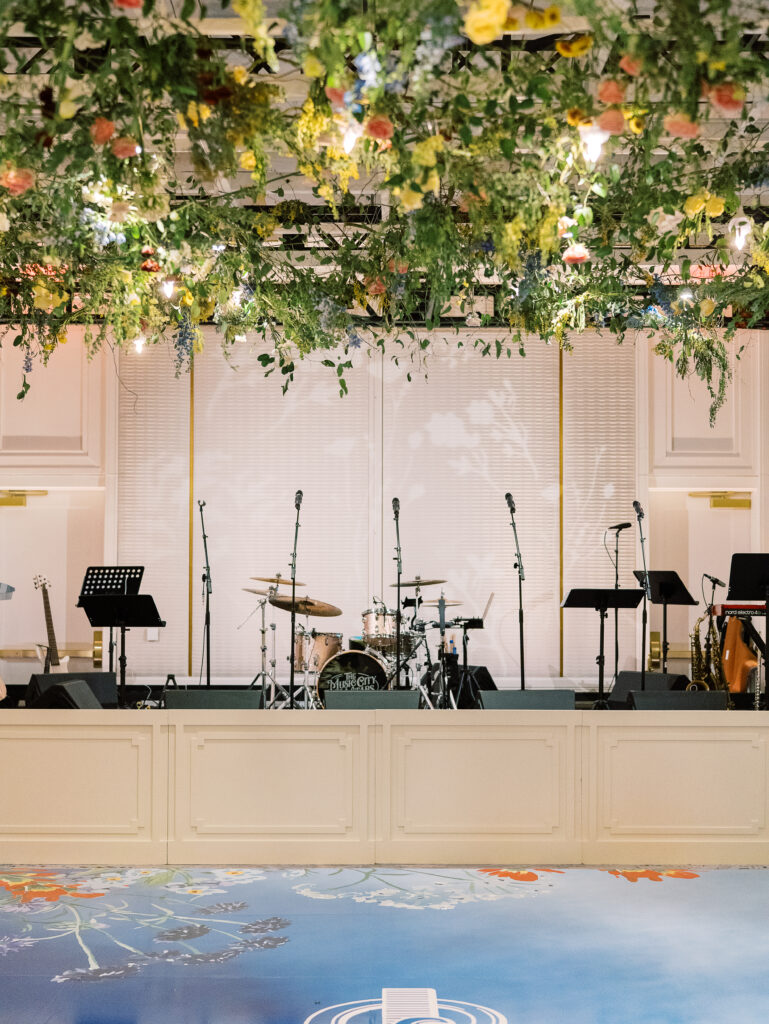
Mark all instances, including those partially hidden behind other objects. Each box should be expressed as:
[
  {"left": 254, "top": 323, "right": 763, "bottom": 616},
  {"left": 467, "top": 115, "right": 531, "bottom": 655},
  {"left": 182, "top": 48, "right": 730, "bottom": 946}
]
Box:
[
  {"left": 435, "top": 594, "right": 450, "bottom": 708},
  {"left": 634, "top": 501, "right": 651, "bottom": 690},
  {"left": 289, "top": 492, "right": 303, "bottom": 710},
  {"left": 392, "top": 497, "right": 405, "bottom": 689},
  {"left": 505, "top": 494, "right": 525, "bottom": 690},
  {"left": 198, "top": 500, "right": 212, "bottom": 686},
  {"left": 249, "top": 596, "right": 276, "bottom": 697}
]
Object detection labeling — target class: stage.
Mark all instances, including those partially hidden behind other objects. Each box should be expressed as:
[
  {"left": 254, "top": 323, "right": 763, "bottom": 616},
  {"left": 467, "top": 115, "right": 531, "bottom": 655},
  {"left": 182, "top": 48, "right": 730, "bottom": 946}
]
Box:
[{"left": 2, "top": 708, "right": 768, "bottom": 867}]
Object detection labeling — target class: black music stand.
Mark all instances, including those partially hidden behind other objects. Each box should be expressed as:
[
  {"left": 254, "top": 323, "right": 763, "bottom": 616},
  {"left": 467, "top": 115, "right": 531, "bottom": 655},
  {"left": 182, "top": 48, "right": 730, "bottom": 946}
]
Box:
[
  {"left": 78, "top": 567, "right": 144, "bottom": 673},
  {"left": 633, "top": 570, "right": 696, "bottom": 673},
  {"left": 78, "top": 588, "right": 164, "bottom": 708},
  {"left": 562, "top": 588, "right": 644, "bottom": 706},
  {"left": 726, "top": 553, "right": 769, "bottom": 703}
]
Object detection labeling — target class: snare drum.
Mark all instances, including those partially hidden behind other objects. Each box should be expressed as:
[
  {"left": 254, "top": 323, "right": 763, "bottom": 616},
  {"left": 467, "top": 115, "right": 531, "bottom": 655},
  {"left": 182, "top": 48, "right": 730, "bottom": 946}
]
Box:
[
  {"left": 318, "top": 650, "right": 388, "bottom": 696},
  {"left": 294, "top": 630, "right": 343, "bottom": 673}
]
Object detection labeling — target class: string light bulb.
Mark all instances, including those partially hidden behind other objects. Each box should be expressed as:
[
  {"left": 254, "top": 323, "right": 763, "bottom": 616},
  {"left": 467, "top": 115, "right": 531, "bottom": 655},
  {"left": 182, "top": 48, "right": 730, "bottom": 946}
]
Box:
[
  {"left": 728, "top": 214, "right": 752, "bottom": 251},
  {"left": 578, "top": 122, "right": 610, "bottom": 163},
  {"left": 230, "top": 286, "right": 243, "bottom": 307},
  {"left": 133, "top": 335, "right": 146, "bottom": 353},
  {"left": 160, "top": 278, "right": 176, "bottom": 299}
]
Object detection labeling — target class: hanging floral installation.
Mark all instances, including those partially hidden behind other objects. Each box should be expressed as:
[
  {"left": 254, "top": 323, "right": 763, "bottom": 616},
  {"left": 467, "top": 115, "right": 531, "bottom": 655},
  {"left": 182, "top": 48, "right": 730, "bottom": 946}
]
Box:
[{"left": 1, "top": 0, "right": 768, "bottom": 415}]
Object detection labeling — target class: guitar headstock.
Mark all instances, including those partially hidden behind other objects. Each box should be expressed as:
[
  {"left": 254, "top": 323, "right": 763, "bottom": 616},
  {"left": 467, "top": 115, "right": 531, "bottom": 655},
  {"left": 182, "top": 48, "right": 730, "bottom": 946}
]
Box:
[{"left": 33, "top": 574, "right": 51, "bottom": 591}]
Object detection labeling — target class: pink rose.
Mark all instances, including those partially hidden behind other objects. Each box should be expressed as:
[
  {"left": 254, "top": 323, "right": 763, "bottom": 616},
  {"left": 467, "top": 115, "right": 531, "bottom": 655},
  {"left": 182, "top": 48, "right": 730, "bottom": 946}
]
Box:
[
  {"left": 364, "top": 275, "right": 387, "bottom": 295},
  {"left": 364, "top": 115, "right": 394, "bottom": 141},
  {"left": 663, "top": 113, "right": 700, "bottom": 139},
  {"left": 618, "top": 54, "right": 641, "bottom": 77},
  {"left": 563, "top": 243, "right": 590, "bottom": 265},
  {"left": 387, "top": 259, "right": 409, "bottom": 273},
  {"left": 596, "top": 108, "right": 625, "bottom": 135},
  {"left": 0, "top": 166, "right": 36, "bottom": 196},
  {"left": 90, "top": 117, "right": 116, "bottom": 145},
  {"left": 597, "top": 79, "right": 625, "bottom": 104},
  {"left": 114, "top": 0, "right": 143, "bottom": 8},
  {"left": 709, "top": 81, "right": 745, "bottom": 115},
  {"left": 111, "top": 136, "right": 140, "bottom": 158},
  {"left": 325, "top": 87, "right": 346, "bottom": 108}
]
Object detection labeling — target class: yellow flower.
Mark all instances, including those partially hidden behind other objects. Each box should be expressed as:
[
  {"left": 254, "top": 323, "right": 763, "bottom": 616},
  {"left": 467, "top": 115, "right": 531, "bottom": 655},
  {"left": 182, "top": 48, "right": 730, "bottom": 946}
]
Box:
[
  {"left": 239, "top": 150, "right": 257, "bottom": 171},
  {"left": 197, "top": 103, "right": 212, "bottom": 122},
  {"left": 396, "top": 185, "right": 424, "bottom": 212},
  {"left": 186, "top": 101, "right": 199, "bottom": 128},
  {"left": 413, "top": 134, "right": 444, "bottom": 167},
  {"left": 704, "top": 194, "right": 724, "bottom": 218},
  {"left": 684, "top": 193, "right": 706, "bottom": 218},
  {"left": 524, "top": 10, "right": 546, "bottom": 29},
  {"left": 423, "top": 170, "right": 440, "bottom": 196},
  {"left": 302, "top": 54, "right": 325, "bottom": 78},
  {"left": 464, "top": 0, "right": 510, "bottom": 46},
  {"left": 59, "top": 98, "right": 79, "bottom": 119},
  {"left": 696, "top": 50, "right": 709, "bottom": 64},
  {"left": 555, "top": 34, "right": 593, "bottom": 58},
  {"left": 543, "top": 5, "right": 561, "bottom": 26},
  {"left": 231, "top": 65, "right": 249, "bottom": 86},
  {"left": 700, "top": 297, "right": 716, "bottom": 317},
  {"left": 708, "top": 59, "right": 727, "bottom": 73},
  {"left": 176, "top": 112, "right": 187, "bottom": 131},
  {"left": 181, "top": 289, "right": 194, "bottom": 306},
  {"left": 566, "top": 106, "right": 585, "bottom": 127},
  {"left": 628, "top": 115, "right": 645, "bottom": 135}
]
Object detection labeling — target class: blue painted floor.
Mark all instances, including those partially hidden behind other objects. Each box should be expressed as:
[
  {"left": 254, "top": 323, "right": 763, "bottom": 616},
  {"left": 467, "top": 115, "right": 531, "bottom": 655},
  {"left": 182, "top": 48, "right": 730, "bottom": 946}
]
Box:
[{"left": 1, "top": 865, "right": 768, "bottom": 1023}]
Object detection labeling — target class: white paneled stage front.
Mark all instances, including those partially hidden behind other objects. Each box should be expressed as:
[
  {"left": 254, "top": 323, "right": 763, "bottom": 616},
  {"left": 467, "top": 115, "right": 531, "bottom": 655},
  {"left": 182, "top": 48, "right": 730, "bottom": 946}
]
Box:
[{"left": 1, "top": 708, "right": 767, "bottom": 867}]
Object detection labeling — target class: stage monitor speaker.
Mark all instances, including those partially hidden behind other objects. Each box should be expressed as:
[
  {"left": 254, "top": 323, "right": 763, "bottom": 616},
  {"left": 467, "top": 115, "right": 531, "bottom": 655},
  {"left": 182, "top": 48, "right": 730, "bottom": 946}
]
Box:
[
  {"left": 28, "top": 679, "right": 103, "bottom": 709},
  {"left": 481, "top": 689, "right": 575, "bottom": 709},
  {"left": 608, "top": 671, "right": 689, "bottom": 708},
  {"left": 26, "top": 671, "right": 117, "bottom": 708},
  {"left": 324, "top": 689, "right": 420, "bottom": 710},
  {"left": 164, "top": 688, "right": 264, "bottom": 710},
  {"left": 629, "top": 689, "right": 728, "bottom": 710}
]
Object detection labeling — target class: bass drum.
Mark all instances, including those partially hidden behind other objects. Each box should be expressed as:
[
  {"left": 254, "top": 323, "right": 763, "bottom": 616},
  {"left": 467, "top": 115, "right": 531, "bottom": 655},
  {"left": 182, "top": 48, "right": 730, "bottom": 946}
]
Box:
[{"left": 318, "top": 650, "right": 388, "bottom": 700}]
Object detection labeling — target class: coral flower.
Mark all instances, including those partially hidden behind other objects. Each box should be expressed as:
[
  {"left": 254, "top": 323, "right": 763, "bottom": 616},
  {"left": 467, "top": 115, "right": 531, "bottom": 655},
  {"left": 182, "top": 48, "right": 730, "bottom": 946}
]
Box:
[
  {"left": 597, "top": 79, "right": 625, "bottom": 104},
  {"left": 364, "top": 275, "right": 387, "bottom": 295},
  {"left": 114, "top": 0, "right": 143, "bottom": 7},
  {"left": 111, "top": 136, "right": 140, "bottom": 158},
  {"left": 663, "top": 112, "right": 700, "bottom": 139},
  {"left": 364, "top": 115, "right": 394, "bottom": 141},
  {"left": 90, "top": 117, "right": 115, "bottom": 145},
  {"left": 325, "top": 87, "right": 346, "bottom": 108},
  {"left": 709, "top": 81, "right": 746, "bottom": 115},
  {"left": 619, "top": 54, "right": 642, "bottom": 77},
  {"left": 596, "top": 108, "right": 625, "bottom": 135},
  {"left": 0, "top": 166, "right": 36, "bottom": 196},
  {"left": 563, "top": 242, "right": 590, "bottom": 264}
]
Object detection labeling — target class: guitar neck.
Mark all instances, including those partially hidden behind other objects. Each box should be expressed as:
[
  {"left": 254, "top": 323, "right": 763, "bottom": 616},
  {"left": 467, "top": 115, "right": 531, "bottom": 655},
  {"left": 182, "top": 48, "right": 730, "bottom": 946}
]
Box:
[{"left": 41, "top": 587, "right": 60, "bottom": 666}]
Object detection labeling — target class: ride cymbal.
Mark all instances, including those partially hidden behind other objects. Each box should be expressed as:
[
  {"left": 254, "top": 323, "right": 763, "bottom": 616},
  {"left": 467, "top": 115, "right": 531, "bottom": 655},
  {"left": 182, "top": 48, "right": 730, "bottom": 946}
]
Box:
[
  {"left": 391, "top": 577, "right": 446, "bottom": 588},
  {"left": 422, "top": 599, "right": 463, "bottom": 607},
  {"left": 269, "top": 594, "right": 342, "bottom": 617},
  {"left": 242, "top": 587, "right": 270, "bottom": 596},
  {"left": 251, "top": 575, "right": 306, "bottom": 587}
]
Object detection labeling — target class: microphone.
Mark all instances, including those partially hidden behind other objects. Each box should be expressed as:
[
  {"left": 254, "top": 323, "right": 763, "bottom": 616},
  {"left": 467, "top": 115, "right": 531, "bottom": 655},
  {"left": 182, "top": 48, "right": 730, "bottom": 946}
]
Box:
[
  {"left": 294, "top": 489, "right": 303, "bottom": 510},
  {"left": 198, "top": 499, "right": 206, "bottom": 508},
  {"left": 609, "top": 522, "right": 632, "bottom": 531},
  {"left": 505, "top": 492, "right": 516, "bottom": 514},
  {"left": 392, "top": 496, "right": 400, "bottom": 517},
  {"left": 704, "top": 573, "right": 726, "bottom": 588},
  {"left": 632, "top": 499, "right": 644, "bottom": 519}
]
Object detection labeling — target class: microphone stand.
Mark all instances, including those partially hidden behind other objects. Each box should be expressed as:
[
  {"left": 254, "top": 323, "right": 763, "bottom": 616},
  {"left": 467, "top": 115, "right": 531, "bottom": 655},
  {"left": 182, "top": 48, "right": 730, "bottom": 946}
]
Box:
[
  {"left": 198, "top": 500, "right": 212, "bottom": 687},
  {"left": 289, "top": 494, "right": 302, "bottom": 709},
  {"left": 634, "top": 503, "right": 651, "bottom": 691},
  {"left": 506, "top": 496, "right": 526, "bottom": 690},
  {"left": 393, "top": 499, "right": 404, "bottom": 689}
]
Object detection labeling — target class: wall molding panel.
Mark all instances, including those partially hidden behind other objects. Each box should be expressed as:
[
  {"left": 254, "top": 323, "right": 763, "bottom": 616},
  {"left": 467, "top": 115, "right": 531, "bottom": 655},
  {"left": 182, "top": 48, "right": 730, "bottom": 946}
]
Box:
[{"left": 3, "top": 709, "right": 769, "bottom": 866}]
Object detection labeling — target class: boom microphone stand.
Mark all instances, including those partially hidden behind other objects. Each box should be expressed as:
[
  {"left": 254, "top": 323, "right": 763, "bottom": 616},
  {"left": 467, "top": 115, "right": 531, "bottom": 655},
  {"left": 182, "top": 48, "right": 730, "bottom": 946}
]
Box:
[
  {"left": 505, "top": 492, "right": 526, "bottom": 690},
  {"left": 392, "top": 497, "right": 405, "bottom": 689},
  {"left": 633, "top": 499, "right": 651, "bottom": 691},
  {"left": 289, "top": 490, "right": 303, "bottom": 709},
  {"left": 607, "top": 521, "right": 632, "bottom": 685},
  {"left": 198, "top": 500, "right": 212, "bottom": 686}
]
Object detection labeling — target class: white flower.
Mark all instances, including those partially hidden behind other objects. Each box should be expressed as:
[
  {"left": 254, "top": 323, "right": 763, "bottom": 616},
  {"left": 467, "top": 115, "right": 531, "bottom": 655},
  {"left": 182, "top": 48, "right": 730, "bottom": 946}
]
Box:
[{"left": 0, "top": 211, "right": 10, "bottom": 232}]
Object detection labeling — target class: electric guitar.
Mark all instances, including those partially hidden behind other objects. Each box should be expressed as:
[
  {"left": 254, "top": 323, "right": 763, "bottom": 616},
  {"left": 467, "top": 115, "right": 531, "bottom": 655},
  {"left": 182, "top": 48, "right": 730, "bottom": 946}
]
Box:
[{"left": 33, "top": 575, "right": 70, "bottom": 673}]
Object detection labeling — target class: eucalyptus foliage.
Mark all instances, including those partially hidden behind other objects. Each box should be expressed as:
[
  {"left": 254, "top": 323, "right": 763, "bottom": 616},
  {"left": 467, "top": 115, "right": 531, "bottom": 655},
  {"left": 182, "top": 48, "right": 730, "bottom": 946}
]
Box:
[{"left": 1, "top": 0, "right": 769, "bottom": 416}]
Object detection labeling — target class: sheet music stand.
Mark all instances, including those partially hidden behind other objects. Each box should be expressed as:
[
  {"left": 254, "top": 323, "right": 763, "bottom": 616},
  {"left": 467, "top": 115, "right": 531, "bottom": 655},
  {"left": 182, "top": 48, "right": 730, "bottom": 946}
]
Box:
[
  {"left": 726, "top": 553, "right": 769, "bottom": 704},
  {"left": 562, "top": 588, "right": 644, "bottom": 705},
  {"left": 78, "top": 572, "right": 164, "bottom": 708},
  {"left": 633, "top": 570, "right": 696, "bottom": 673},
  {"left": 78, "top": 567, "right": 144, "bottom": 673}
]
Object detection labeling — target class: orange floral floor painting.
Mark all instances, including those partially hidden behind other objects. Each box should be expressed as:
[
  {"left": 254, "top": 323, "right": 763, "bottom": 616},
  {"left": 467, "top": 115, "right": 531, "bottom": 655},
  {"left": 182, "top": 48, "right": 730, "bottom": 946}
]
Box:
[{"left": 0, "top": 865, "right": 766, "bottom": 1023}]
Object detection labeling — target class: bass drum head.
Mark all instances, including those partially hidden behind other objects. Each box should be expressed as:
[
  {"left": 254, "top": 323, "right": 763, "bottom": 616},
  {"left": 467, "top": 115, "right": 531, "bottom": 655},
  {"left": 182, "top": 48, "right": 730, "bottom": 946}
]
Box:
[{"left": 318, "top": 650, "right": 388, "bottom": 699}]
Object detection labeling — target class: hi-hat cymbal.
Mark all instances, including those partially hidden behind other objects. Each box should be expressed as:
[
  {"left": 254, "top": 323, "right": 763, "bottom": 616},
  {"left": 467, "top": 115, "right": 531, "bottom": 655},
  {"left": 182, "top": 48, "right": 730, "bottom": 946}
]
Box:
[
  {"left": 422, "top": 599, "right": 463, "bottom": 607},
  {"left": 251, "top": 575, "right": 306, "bottom": 587},
  {"left": 243, "top": 587, "right": 270, "bottom": 596},
  {"left": 269, "top": 594, "right": 342, "bottom": 617},
  {"left": 391, "top": 577, "right": 446, "bottom": 588}
]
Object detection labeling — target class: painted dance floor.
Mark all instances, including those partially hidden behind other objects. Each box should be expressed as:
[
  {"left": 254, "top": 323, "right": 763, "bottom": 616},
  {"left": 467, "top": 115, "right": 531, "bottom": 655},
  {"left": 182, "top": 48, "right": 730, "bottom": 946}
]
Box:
[{"left": 1, "top": 865, "right": 768, "bottom": 1024}]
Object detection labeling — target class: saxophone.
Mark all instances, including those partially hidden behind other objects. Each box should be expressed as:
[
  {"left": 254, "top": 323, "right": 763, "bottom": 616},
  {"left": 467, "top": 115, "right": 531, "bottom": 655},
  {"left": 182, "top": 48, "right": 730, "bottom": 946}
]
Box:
[
  {"left": 689, "top": 614, "right": 708, "bottom": 688},
  {"left": 688, "top": 612, "right": 728, "bottom": 692}
]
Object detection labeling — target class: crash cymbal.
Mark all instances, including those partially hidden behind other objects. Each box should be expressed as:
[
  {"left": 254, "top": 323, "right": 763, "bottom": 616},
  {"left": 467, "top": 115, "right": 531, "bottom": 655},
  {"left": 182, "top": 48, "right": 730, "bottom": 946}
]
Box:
[
  {"left": 242, "top": 587, "right": 271, "bottom": 596},
  {"left": 269, "top": 594, "right": 342, "bottom": 617},
  {"left": 391, "top": 577, "right": 446, "bottom": 588},
  {"left": 251, "top": 575, "right": 306, "bottom": 587},
  {"left": 422, "top": 599, "right": 463, "bottom": 607}
]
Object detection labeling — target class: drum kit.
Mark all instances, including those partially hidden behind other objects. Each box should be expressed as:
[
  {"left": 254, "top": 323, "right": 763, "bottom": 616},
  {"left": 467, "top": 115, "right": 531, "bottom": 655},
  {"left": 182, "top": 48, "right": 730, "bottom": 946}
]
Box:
[{"left": 242, "top": 573, "right": 485, "bottom": 708}]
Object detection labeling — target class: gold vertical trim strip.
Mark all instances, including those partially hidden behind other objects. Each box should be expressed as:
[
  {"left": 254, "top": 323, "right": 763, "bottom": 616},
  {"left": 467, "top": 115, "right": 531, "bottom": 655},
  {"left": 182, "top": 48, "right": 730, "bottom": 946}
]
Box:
[
  {"left": 559, "top": 346, "right": 564, "bottom": 677},
  {"left": 188, "top": 356, "right": 195, "bottom": 676}
]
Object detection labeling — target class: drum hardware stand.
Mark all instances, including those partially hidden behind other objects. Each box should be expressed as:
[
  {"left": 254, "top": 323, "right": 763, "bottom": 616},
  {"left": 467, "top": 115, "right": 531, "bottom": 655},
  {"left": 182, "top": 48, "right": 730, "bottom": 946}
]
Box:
[
  {"left": 505, "top": 493, "right": 526, "bottom": 690},
  {"left": 434, "top": 594, "right": 451, "bottom": 708},
  {"left": 289, "top": 489, "right": 303, "bottom": 710},
  {"left": 248, "top": 596, "right": 277, "bottom": 698},
  {"left": 633, "top": 500, "right": 651, "bottom": 690},
  {"left": 392, "top": 496, "right": 406, "bottom": 689},
  {"left": 198, "top": 500, "right": 212, "bottom": 686}
]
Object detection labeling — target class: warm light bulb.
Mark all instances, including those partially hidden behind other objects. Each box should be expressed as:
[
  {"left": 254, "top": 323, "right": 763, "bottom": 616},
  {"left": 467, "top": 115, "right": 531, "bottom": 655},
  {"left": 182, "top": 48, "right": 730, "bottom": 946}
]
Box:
[
  {"left": 133, "top": 335, "right": 146, "bottom": 353},
  {"left": 679, "top": 288, "right": 694, "bottom": 304},
  {"left": 234, "top": 333, "right": 247, "bottom": 344},
  {"left": 211, "top": 243, "right": 226, "bottom": 253},
  {"left": 578, "top": 123, "right": 610, "bottom": 163},
  {"left": 343, "top": 122, "right": 363, "bottom": 154},
  {"left": 230, "top": 287, "right": 243, "bottom": 307},
  {"left": 160, "top": 278, "right": 176, "bottom": 299},
  {"left": 728, "top": 214, "right": 752, "bottom": 251}
]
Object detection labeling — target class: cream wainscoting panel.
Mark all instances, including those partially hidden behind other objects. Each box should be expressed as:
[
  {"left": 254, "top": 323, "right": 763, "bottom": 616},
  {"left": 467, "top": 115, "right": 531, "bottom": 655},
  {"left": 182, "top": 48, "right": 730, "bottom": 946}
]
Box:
[
  {"left": 168, "top": 710, "right": 374, "bottom": 863},
  {"left": 582, "top": 711, "right": 769, "bottom": 864},
  {"left": 375, "top": 710, "right": 581, "bottom": 863},
  {"left": 0, "top": 711, "right": 167, "bottom": 863}
]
